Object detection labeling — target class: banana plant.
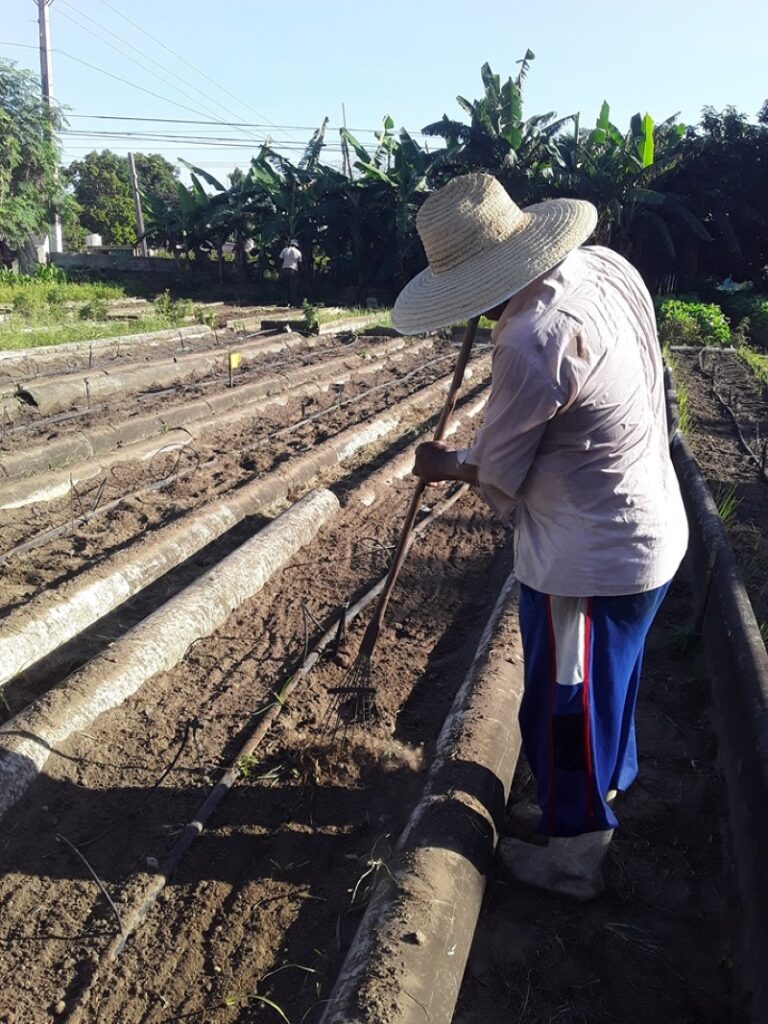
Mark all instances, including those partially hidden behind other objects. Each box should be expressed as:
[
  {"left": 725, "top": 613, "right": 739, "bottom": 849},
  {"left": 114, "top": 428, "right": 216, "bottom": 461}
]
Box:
[
  {"left": 423, "top": 55, "right": 575, "bottom": 202},
  {"left": 553, "top": 103, "right": 708, "bottom": 272},
  {"left": 340, "top": 118, "right": 433, "bottom": 287}
]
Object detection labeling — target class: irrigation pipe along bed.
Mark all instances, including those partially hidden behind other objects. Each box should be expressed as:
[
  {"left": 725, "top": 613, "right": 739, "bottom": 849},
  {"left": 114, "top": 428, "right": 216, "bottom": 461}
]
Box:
[
  {"left": 0, "top": 335, "right": 421, "bottom": 485},
  {"left": 62, "top": 483, "right": 470, "bottom": 1024},
  {"left": 0, "top": 330, "right": 358, "bottom": 432},
  {"left": 696, "top": 346, "right": 768, "bottom": 487},
  {"left": 0, "top": 347, "right": 472, "bottom": 564}
]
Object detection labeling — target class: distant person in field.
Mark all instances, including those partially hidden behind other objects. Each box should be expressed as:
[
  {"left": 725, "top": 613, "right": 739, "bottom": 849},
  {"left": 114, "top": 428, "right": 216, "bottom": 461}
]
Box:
[
  {"left": 393, "top": 173, "right": 688, "bottom": 901},
  {"left": 278, "top": 238, "right": 302, "bottom": 307}
]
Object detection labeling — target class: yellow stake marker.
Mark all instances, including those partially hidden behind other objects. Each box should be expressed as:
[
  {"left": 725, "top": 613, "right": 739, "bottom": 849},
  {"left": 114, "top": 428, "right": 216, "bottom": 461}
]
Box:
[{"left": 228, "top": 351, "right": 241, "bottom": 388}]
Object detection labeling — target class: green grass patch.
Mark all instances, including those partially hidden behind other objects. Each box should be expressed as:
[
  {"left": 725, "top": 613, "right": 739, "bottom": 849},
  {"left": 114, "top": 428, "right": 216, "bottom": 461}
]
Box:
[
  {"left": 0, "top": 315, "right": 173, "bottom": 351},
  {"left": 0, "top": 269, "right": 125, "bottom": 307},
  {"left": 736, "top": 344, "right": 768, "bottom": 387},
  {"left": 662, "top": 348, "right": 692, "bottom": 434},
  {"left": 315, "top": 305, "right": 387, "bottom": 325}
]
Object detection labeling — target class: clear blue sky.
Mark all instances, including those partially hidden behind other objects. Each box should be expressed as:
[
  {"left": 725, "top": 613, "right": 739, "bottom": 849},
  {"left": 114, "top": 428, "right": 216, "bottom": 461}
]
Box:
[{"left": 4, "top": 0, "right": 768, "bottom": 179}]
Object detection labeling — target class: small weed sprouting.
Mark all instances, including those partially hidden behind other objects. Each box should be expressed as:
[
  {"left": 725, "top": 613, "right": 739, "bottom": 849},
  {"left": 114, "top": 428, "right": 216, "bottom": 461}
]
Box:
[
  {"left": 662, "top": 349, "right": 692, "bottom": 434},
  {"left": 195, "top": 305, "right": 217, "bottom": 328},
  {"left": 79, "top": 297, "right": 109, "bottom": 321},
  {"left": 302, "top": 299, "right": 320, "bottom": 335},
  {"left": 715, "top": 484, "right": 740, "bottom": 528},
  {"left": 670, "top": 623, "right": 699, "bottom": 653},
  {"left": 736, "top": 344, "right": 768, "bottom": 388},
  {"left": 345, "top": 835, "right": 393, "bottom": 907},
  {"left": 155, "top": 290, "right": 193, "bottom": 326}
]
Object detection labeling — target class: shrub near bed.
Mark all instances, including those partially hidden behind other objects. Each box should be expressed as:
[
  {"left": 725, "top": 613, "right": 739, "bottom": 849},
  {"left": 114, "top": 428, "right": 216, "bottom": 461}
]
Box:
[
  {"left": 748, "top": 302, "right": 768, "bottom": 349},
  {"left": 656, "top": 299, "right": 731, "bottom": 347}
]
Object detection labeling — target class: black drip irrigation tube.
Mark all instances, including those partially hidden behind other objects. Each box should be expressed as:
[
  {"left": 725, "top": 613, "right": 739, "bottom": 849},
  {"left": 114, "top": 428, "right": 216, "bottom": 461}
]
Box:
[
  {"left": 0, "top": 348, "right": 467, "bottom": 565},
  {"left": 0, "top": 331, "right": 357, "bottom": 438},
  {"left": 696, "top": 347, "right": 768, "bottom": 486},
  {"left": 64, "top": 484, "right": 470, "bottom": 1024}
]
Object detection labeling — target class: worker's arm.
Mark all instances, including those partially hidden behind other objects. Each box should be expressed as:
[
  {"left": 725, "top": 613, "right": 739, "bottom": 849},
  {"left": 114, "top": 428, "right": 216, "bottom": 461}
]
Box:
[{"left": 412, "top": 441, "right": 477, "bottom": 484}]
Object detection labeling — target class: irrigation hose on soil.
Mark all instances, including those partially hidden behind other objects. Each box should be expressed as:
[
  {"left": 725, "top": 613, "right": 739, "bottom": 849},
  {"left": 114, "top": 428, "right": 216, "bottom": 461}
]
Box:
[{"left": 63, "top": 483, "right": 470, "bottom": 1024}]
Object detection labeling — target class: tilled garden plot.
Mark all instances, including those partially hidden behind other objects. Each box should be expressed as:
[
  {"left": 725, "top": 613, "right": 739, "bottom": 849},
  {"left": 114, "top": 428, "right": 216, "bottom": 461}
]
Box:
[
  {"left": 671, "top": 348, "right": 768, "bottom": 632},
  {"left": 0, "top": 419, "right": 510, "bottom": 1022},
  {"left": 0, "top": 339, "right": 462, "bottom": 613},
  {"left": 0, "top": 337, "right": 762, "bottom": 1024},
  {"left": 0, "top": 323, "right": 498, "bottom": 1021}
]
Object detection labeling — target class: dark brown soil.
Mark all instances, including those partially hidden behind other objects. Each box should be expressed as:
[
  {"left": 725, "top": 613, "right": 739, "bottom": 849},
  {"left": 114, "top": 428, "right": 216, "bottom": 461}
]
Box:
[
  {"left": 455, "top": 578, "right": 748, "bottom": 1024},
  {"left": 671, "top": 349, "right": 768, "bottom": 632},
  {"left": 0, "top": 458, "right": 510, "bottom": 1023},
  {"left": 0, "top": 342, "right": 463, "bottom": 616},
  {"left": 0, "top": 341, "right": 763, "bottom": 1024}
]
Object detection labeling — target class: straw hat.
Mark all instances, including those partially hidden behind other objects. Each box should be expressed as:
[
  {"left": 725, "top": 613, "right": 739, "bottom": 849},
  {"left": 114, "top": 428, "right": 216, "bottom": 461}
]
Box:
[{"left": 391, "top": 174, "right": 597, "bottom": 334}]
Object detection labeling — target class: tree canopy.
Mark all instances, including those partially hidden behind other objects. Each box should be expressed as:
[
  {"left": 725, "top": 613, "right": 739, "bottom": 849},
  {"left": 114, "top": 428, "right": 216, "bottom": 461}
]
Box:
[
  {"left": 0, "top": 59, "right": 69, "bottom": 249},
  {"left": 47, "top": 53, "right": 768, "bottom": 297},
  {"left": 64, "top": 149, "right": 179, "bottom": 245}
]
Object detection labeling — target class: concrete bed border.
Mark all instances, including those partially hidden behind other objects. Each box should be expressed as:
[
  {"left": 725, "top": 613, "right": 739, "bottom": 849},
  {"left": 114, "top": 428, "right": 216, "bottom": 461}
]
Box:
[
  {"left": 0, "top": 324, "right": 214, "bottom": 366},
  {"left": 0, "top": 488, "right": 340, "bottom": 822},
  {"left": 0, "top": 362, "right": 490, "bottom": 692},
  {"left": 320, "top": 571, "right": 524, "bottom": 1024},
  {"left": 666, "top": 368, "right": 768, "bottom": 1023},
  {"left": 0, "top": 335, "right": 426, "bottom": 493}
]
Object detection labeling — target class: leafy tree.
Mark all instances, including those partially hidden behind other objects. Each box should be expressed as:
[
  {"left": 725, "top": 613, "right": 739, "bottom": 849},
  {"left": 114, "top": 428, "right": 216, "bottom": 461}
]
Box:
[
  {"left": 552, "top": 102, "right": 709, "bottom": 282},
  {"left": 0, "top": 59, "right": 70, "bottom": 253},
  {"left": 64, "top": 149, "right": 178, "bottom": 245},
  {"left": 659, "top": 106, "right": 768, "bottom": 285}
]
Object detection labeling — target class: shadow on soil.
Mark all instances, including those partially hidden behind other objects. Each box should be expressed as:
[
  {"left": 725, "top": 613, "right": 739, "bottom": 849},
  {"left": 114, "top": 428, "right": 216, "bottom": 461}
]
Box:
[{"left": 1, "top": 513, "right": 271, "bottom": 716}]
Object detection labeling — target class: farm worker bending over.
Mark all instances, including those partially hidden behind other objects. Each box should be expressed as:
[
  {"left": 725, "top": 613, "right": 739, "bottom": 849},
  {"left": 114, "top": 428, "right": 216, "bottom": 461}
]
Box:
[
  {"left": 392, "top": 173, "right": 688, "bottom": 901},
  {"left": 279, "top": 238, "right": 303, "bottom": 307}
]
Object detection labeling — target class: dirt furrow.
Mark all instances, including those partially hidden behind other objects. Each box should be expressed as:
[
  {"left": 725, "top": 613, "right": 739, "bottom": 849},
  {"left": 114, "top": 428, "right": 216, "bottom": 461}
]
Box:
[{"left": 0, "top": 413, "right": 510, "bottom": 1023}]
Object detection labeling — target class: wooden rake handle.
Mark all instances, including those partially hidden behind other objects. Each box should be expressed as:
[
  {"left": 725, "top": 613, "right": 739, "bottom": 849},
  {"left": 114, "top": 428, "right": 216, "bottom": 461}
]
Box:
[{"left": 358, "top": 317, "right": 480, "bottom": 657}]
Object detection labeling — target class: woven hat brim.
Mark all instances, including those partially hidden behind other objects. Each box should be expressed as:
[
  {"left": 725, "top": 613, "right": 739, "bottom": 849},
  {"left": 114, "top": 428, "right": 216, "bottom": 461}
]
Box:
[{"left": 391, "top": 199, "right": 598, "bottom": 335}]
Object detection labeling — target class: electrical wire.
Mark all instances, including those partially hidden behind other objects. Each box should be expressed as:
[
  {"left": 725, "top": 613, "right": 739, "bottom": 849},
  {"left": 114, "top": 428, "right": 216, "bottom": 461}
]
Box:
[
  {"left": 55, "top": 0, "right": 270, "bottom": 148},
  {"left": 66, "top": 114, "right": 432, "bottom": 137},
  {"left": 94, "top": 0, "right": 301, "bottom": 141},
  {"left": 0, "top": 40, "right": 242, "bottom": 122}
]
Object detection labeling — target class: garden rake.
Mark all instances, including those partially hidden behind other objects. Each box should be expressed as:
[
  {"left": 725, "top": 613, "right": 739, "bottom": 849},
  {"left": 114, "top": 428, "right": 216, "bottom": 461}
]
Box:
[{"left": 324, "top": 316, "right": 480, "bottom": 733}]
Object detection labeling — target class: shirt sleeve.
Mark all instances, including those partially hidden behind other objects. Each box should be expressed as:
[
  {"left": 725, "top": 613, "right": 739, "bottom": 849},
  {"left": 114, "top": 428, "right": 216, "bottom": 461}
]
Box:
[{"left": 465, "top": 334, "right": 562, "bottom": 522}]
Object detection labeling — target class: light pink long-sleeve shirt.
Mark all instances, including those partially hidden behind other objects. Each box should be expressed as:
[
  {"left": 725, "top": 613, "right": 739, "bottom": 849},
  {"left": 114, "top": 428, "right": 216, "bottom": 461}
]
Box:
[{"left": 466, "top": 245, "right": 688, "bottom": 597}]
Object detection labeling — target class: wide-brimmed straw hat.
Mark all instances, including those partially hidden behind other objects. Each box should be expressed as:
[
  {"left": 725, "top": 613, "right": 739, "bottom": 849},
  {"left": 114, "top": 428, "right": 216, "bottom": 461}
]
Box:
[{"left": 392, "top": 174, "right": 597, "bottom": 334}]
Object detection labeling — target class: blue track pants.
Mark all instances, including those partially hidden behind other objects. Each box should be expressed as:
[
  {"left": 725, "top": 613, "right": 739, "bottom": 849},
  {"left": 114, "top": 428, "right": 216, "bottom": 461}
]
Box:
[{"left": 518, "top": 582, "right": 670, "bottom": 837}]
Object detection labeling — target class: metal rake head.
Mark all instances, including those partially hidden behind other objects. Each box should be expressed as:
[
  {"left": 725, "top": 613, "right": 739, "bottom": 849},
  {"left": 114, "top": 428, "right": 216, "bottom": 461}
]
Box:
[{"left": 322, "top": 653, "right": 381, "bottom": 738}]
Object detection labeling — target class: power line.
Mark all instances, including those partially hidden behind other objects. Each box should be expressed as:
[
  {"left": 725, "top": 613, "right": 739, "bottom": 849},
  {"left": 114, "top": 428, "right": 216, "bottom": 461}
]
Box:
[
  {"left": 92, "top": 0, "right": 296, "bottom": 142},
  {"left": 55, "top": 0, "right": 269, "bottom": 148},
  {"left": 66, "top": 113, "right": 432, "bottom": 136},
  {"left": 0, "top": 40, "right": 269, "bottom": 126},
  {"left": 54, "top": 3, "right": 252, "bottom": 130}
]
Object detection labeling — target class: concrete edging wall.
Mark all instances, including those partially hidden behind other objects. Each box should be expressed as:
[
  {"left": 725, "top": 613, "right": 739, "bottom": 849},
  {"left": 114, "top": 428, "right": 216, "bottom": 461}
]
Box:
[
  {"left": 0, "top": 488, "right": 340, "bottom": 822},
  {"left": 667, "top": 372, "right": 768, "bottom": 1024},
  {"left": 0, "top": 363, "right": 489, "bottom": 691},
  {"left": 320, "top": 572, "right": 523, "bottom": 1024}
]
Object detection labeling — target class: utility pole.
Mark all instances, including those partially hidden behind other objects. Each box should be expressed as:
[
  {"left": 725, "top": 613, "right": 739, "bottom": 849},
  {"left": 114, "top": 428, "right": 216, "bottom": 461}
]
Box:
[
  {"left": 37, "top": 0, "right": 63, "bottom": 252},
  {"left": 128, "top": 153, "right": 149, "bottom": 257},
  {"left": 341, "top": 102, "right": 351, "bottom": 179}
]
